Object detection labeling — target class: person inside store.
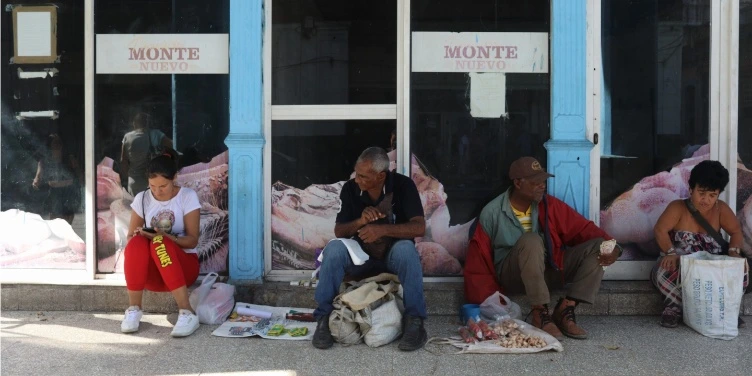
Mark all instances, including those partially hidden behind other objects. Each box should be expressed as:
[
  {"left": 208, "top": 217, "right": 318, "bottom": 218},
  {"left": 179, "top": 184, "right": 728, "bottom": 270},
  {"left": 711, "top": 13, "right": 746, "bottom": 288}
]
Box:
[
  {"left": 120, "top": 149, "right": 202, "bottom": 337},
  {"left": 120, "top": 112, "right": 173, "bottom": 196},
  {"left": 312, "top": 146, "right": 428, "bottom": 351},
  {"left": 32, "top": 133, "right": 82, "bottom": 224},
  {"left": 387, "top": 129, "right": 397, "bottom": 152},
  {"left": 463, "top": 156, "right": 620, "bottom": 340},
  {"left": 652, "top": 160, "right": 749, "bottom": 328}
]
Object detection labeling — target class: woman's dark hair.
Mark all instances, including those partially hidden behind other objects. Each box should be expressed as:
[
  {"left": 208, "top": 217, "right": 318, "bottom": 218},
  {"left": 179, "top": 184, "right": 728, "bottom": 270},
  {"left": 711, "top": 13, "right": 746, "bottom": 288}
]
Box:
[
  {"left": 688, "top": 160, "right": 729, "bottom": 192},
  {"left": 147, "top": 148, "right": 179, "bottom": 180}
]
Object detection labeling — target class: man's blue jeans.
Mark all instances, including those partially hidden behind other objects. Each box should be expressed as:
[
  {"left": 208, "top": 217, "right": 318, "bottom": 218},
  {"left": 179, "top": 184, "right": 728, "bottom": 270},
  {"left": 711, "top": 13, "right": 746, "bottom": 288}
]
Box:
[{"left": 313, "top": 239, "right": 427, "bottom": 320}]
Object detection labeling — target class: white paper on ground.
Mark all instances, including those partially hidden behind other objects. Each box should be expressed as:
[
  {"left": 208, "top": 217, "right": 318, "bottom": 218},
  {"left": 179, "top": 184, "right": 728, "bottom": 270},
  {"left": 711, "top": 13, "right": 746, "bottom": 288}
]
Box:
[
  {"left": 469, "top": 72, "right": 506, "bottom": 118},
  {"left": 211, "top": 303, "right": 316, "bottom": 341}
]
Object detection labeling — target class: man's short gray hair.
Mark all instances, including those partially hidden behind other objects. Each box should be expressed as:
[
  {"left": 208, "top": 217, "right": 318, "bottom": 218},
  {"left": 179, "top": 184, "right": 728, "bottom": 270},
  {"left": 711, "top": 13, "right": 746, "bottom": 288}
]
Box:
[{"left": 356, "top": 147, "right": 390, "bottom": 173}]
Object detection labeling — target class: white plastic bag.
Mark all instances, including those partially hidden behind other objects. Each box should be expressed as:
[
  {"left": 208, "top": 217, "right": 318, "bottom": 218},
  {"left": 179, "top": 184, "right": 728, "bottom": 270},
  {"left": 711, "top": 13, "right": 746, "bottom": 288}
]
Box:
[
  {"left": 480, "top": 292, "right": 521, "bottom": 321},
  {"left": 681, "top": 251, "right": 745, "bottom": 340},
  {"left": 361, "top": 296, "right": 403, "bottom": 347},
  {"left": 189, "top": 272, "right": 236, "bottom": 324}
]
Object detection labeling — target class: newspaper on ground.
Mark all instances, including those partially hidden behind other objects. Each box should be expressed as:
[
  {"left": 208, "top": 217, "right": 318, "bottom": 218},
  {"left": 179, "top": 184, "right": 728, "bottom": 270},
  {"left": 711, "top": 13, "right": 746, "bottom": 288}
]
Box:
[{"left": 211, "top": 302, "right": 316, "bottom": 341}]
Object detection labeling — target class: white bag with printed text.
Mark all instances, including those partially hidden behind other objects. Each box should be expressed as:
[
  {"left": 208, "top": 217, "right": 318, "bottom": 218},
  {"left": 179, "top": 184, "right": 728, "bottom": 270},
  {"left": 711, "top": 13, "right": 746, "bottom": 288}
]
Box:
[
  {"left": 680, "top": 251, "right": 745, "bottom": 340},
  {"left": 189, "top": 272, "right": 236, "bottom": 325}
]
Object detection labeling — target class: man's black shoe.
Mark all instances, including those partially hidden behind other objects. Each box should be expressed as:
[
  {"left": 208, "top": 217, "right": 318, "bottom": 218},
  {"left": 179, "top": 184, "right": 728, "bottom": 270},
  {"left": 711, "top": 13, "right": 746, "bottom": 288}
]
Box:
[
  {"left": 398, "top": 315, "right": 427, "bottom": 351},
  {"left": 312, "top": 316, "right": 334, "bottom": 349}
]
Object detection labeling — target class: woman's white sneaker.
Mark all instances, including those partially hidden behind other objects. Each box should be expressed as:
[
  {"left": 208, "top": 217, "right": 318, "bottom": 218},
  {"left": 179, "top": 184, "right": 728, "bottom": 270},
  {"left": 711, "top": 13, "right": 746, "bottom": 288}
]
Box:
[
  {"left": 121, "top": 306, "right": 143, "bottom": 333},
  {"left": 171, "top": 309, "right": 200, "bottom": 337}
]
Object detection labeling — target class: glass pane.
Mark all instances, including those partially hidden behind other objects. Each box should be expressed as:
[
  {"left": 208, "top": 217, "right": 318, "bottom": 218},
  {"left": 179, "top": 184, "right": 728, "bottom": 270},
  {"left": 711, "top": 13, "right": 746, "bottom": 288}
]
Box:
[
  {"left": 739, "top": 2, "right": 752, "bottom": 250},
  {"left": 1, "top": 2, "right": 86, "bottom": 269},
  {"left": 271, "top": 0, "right": 397, "bottom": 105},
  {"left": 94, "top": 0, "right": 230, "bottom": 274},
  {"left": 599, "top": 0, "right": 710, "bottom": 260},
  {"left": 410, "top": 0, "right": 550, "bottom": 275},
  {"left": 271, "top": 120, "right": 395, "bottom": 270}
]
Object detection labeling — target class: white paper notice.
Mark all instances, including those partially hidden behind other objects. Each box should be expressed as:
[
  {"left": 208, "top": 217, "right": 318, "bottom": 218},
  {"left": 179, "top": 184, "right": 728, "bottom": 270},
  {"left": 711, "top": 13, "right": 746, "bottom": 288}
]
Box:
[
  {"left": 469, "top": 72, "right": 506, "bottom": 118},
  {"left": 16, "top": 12, "right": 52, "bottom": 57}
]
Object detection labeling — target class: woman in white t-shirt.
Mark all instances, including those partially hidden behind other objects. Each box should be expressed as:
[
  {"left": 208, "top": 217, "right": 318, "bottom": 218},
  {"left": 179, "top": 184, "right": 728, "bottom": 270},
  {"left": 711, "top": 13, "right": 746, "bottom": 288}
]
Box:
[{"left": 120, "top": 149, "right": 202, "bottom": 337}]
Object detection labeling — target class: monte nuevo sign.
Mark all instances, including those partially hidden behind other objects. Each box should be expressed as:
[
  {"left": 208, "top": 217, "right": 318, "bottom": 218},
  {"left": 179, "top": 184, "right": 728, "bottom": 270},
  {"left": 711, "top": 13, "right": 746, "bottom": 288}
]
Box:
[
  {"left": 412, "top": 32, "right": 548, "bottom": 73},
  {"left": 96, "top": 34, "right": 228, "bottom": 74}
]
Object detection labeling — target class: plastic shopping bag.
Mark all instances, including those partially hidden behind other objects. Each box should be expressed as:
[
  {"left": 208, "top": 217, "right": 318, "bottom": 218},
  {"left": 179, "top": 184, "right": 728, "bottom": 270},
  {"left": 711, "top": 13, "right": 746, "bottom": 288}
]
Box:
[
  {"left": 480, "top": 292, "right": 522, "bottom": 321},
  {"left": 189, "top": 272, "right": 236, "bottom": 324},
  {"left": 681, "top": 251, "right": 745, "bottom": 340}
]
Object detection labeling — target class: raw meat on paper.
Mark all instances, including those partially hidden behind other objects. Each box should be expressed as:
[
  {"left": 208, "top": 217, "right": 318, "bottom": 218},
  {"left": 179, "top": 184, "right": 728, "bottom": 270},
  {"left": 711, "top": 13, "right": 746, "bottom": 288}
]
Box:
[{"left": 435, "top": 318, "right": 563, "bottom": 354}]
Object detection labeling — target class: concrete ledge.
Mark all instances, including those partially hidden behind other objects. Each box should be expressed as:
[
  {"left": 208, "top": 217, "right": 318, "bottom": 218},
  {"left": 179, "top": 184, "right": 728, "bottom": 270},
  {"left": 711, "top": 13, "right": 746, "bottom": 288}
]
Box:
[{"left": 3, "top": 281, "right": 751, "bottom": 316}]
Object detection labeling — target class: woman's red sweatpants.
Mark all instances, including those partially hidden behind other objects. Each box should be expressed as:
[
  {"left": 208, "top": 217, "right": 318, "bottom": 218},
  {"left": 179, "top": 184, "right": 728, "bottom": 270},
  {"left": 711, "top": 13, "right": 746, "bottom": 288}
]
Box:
[{"left": 124, "top": 235, "right": 200, "bottom": 292}]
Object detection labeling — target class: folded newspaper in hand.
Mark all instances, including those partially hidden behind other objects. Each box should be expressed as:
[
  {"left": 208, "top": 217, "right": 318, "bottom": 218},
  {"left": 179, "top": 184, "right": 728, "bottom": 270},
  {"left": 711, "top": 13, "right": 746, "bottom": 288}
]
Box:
[{"left": 312, "top": 238, "right": 370, "bottom": 278}]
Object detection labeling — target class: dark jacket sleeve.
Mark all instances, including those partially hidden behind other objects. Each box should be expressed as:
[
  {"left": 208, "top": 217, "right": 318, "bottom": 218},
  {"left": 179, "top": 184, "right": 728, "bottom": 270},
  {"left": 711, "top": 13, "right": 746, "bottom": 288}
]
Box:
[
  {"left": 549, "top": 195, "right": 612, "bottom": 247},
  {"left": 463, "top": 221, "right": 504, "bottom": 304}
]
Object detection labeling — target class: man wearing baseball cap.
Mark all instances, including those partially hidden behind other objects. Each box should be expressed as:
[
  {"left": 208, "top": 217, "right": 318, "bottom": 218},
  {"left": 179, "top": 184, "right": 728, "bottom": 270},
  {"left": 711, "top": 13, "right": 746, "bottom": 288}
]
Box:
[{"left": 463, "top": 156, "right": 620, "bottom": 340}]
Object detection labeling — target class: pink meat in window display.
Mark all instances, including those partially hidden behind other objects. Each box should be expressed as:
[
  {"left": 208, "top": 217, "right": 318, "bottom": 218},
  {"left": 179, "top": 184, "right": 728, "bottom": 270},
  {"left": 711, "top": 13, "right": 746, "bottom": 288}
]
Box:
[
  {"left": 271, "top": 150, "right": 475, "bottom": 275},
  {"left": 600, "top": 144, "right": 752, "bottom": 260}
]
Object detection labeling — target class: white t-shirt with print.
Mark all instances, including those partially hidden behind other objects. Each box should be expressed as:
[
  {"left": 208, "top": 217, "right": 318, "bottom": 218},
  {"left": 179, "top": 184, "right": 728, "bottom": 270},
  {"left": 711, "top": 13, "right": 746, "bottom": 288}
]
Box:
[{"left": 131, "top": 187, "right": 202, "bottom": 254}]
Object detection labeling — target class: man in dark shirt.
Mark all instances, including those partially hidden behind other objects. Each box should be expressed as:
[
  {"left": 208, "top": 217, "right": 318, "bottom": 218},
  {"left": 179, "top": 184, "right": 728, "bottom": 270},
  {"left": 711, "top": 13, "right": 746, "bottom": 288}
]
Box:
[{"left": 312, "top": 147, "right": 428, "bottom": 351}]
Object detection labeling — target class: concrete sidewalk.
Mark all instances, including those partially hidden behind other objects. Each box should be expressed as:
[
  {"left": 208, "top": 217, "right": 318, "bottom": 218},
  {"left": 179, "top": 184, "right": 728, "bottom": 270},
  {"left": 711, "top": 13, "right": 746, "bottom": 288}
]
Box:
[{"left": 2, "top": 311, "right": 750, "bottom": 376}]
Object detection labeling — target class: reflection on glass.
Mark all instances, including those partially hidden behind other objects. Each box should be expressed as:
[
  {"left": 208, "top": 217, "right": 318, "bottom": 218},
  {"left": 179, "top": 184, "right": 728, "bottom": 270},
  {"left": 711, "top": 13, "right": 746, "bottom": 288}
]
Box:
[
  {"left": 271, "top": 120, "right": 396, "bottom": 270},
  {"left": 0, "top": 2, "right": 86, "bottom": 269},
  {"left": 409, "top": 0, "right": 550, "bottom": 275},
  {"left": 738, "top": 2, "right": 752, "bottom": 252},
  {"left": 599, "top": 0, "right": 710, "bottom": 261},
  {"left": 271, "top": 0, "right": 397, "bottom": 105},
  {"left": 94, "top": 0, "right": 230, "bottom": 274}
]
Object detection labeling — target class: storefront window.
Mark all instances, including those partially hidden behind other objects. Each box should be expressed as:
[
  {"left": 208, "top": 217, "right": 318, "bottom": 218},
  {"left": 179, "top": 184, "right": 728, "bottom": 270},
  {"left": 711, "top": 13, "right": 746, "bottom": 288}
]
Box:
[
  {"left": 94, "top": 0, "right": 230, "bottom": 274},
  {"left": 271, "top": 0, "right": 397, "bottom": 105},
  {"left": 599, "top": 0, "right": 710, "bottom": 261},
  {"left": 1, "top": 1, "right": 86, "bottom": 269},
  {"left": 738, "top": 1, "right": 752, "bottom": 250},
  {"left": 410, "top": 0, "right": 550, "bottom": 275},
  {"left": 271, "top": 120, "right": 396, "bottom": 270}
]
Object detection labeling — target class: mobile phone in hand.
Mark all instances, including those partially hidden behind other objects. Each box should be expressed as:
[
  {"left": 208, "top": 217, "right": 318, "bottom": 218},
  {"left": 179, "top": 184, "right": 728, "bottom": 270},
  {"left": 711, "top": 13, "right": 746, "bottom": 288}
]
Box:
[{"left": 141, "top": 228, "right": 157, "bottom": 234}]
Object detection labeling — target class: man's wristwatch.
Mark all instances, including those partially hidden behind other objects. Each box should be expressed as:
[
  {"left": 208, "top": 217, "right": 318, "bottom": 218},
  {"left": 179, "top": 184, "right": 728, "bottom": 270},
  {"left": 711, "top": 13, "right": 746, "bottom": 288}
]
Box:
[{"left": 729, "top": 247, "right": 741, "bottom": 255}]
